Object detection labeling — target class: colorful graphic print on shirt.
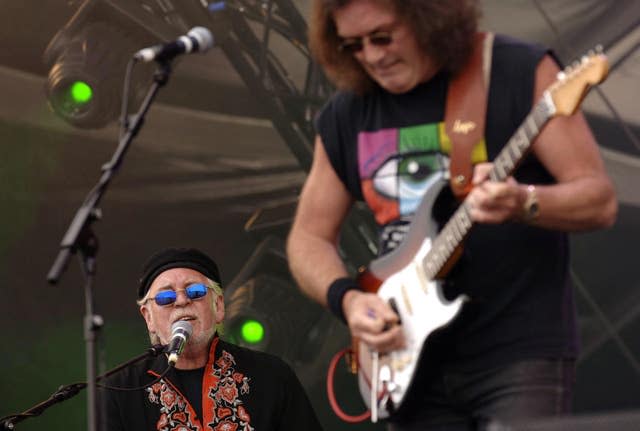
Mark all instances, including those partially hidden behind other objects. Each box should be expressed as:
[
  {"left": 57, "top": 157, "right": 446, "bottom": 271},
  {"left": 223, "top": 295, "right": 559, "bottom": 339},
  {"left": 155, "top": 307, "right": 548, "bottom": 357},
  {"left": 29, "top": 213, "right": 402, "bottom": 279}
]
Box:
[{"left": 358, "top": 121, "right": 487, "bottom": 251}]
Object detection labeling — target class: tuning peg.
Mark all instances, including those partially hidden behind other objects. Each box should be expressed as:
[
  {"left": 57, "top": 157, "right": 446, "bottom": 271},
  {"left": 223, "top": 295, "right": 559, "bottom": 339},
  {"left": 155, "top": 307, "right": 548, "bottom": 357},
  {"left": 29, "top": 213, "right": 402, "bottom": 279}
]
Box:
[
  {"left": 557, "top": 71, "right": 567, "bottom": 81},
  {"left": 595, "top": 44, "right": 603, "bottom": 53},
  {"left": 581, "top": 55, "right": 589, "bottom": 64}
]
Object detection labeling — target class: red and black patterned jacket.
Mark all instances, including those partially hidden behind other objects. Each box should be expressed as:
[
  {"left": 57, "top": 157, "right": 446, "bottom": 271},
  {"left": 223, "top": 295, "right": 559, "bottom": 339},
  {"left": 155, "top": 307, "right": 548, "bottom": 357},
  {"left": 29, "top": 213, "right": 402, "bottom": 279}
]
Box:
[{"left": 102, "top": 336, "right": 323, "bottom": 431}]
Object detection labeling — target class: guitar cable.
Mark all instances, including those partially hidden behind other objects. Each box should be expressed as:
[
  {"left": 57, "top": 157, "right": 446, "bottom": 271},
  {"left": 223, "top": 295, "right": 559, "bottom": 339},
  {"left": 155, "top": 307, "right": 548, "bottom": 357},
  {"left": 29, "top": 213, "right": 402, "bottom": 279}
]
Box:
[{"left": 326, "top": 348, "right": 390, "bottom": 423}]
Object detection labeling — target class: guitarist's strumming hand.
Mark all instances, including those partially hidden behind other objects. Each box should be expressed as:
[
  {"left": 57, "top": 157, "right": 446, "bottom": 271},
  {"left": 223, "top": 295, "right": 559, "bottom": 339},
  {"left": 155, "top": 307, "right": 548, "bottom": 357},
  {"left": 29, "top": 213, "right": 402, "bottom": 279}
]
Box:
[
  {"left": 466, "top": 162, "right": 531, "bottom": 224},
  {"left": 343, "top": 289, "right": 405, "bottom": 353}
]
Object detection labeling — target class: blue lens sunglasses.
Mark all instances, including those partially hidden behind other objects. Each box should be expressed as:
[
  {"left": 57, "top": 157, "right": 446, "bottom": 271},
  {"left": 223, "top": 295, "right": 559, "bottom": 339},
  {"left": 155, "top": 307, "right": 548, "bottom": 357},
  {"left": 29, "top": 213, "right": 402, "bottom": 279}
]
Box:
[{"left": 146, "top": 283, "right": 212, "bottom": 306}]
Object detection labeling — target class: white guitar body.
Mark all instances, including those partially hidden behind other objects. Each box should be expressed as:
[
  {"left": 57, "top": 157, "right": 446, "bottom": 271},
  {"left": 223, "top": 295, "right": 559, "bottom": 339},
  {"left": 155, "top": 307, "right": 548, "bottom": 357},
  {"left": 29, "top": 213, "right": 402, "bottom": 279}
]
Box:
[{"left": 357, "top": 173, "right": 467, "bottom": 419}]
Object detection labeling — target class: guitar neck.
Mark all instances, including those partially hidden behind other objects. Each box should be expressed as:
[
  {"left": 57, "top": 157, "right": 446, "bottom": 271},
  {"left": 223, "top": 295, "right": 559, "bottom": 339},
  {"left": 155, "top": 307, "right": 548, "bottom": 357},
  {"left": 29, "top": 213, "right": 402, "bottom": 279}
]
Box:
[{"left": 422, "top": 95, "right": 556, "bottom": 279}]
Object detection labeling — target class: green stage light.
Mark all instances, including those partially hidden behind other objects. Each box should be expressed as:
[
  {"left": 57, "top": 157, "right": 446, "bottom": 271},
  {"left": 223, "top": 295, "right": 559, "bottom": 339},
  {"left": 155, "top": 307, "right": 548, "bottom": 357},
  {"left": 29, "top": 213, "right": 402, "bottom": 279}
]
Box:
[
  {"left": 44, "top": 23, "right": 136, "bottom": 129},
  {"left": 70, "top": 81, "right": 93, "bottom": 104},
  {"left": 240, "top": 320, "right": 265, "bottom": 344}
]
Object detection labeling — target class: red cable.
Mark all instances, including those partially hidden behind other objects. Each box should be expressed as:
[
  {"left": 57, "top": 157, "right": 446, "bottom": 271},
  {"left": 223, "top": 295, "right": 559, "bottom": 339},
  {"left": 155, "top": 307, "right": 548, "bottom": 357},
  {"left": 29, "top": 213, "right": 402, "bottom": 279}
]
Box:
[{"left": 326, "top": 348, "right": 371, "bottom": 423}]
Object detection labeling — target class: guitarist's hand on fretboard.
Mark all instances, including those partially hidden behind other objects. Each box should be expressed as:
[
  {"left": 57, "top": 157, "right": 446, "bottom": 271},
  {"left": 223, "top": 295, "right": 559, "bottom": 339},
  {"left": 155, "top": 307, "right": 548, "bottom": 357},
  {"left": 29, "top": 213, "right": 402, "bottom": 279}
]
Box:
[
  {"left": 466, "top": 162, "right": 529, "bottom": 224},
  {"left": 343, "top": 289, "right": 405, "bottom": 353}
]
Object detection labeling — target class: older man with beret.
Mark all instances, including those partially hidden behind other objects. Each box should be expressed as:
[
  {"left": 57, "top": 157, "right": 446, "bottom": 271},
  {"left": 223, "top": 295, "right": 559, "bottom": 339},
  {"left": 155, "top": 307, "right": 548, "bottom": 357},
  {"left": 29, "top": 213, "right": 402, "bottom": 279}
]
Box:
[{"left": 101, "top": 247, "right": 323, "bottom": 431}]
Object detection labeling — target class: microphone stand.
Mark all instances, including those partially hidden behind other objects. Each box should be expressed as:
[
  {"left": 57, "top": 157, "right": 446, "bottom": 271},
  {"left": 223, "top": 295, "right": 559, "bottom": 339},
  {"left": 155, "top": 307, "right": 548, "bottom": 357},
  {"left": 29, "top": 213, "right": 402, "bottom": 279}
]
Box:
[
  {"left": 45, "top": 60, "right": 173, "bottom": 431},
  {"left": 0, "top": 345, "right": 165, "bottom": 430}
]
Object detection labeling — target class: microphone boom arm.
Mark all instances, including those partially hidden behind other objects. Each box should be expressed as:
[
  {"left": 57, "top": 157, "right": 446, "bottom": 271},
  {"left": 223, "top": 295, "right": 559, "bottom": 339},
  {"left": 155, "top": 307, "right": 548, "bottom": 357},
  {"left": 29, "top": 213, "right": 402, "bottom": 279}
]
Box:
[{"left": 0, "top": 345, "right": 165, "bottom": 430}]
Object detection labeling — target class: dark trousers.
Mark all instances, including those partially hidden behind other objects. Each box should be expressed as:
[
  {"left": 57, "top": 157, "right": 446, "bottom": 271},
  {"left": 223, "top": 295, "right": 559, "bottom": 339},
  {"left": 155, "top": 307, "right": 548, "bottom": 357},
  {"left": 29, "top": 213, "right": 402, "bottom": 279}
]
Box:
[{"left": 388, "top": 359, "right": 575, "bottom": 431}]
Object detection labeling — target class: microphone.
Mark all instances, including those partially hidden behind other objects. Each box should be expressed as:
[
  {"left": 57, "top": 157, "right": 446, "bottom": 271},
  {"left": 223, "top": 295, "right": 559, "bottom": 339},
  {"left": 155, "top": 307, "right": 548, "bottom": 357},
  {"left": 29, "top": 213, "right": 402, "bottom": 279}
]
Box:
[
  {"left": 134, "top": 27, "right": 214, "bottom": 63},
  {"left": 166, "top": 320, "right": 193, "bottom": 366}
]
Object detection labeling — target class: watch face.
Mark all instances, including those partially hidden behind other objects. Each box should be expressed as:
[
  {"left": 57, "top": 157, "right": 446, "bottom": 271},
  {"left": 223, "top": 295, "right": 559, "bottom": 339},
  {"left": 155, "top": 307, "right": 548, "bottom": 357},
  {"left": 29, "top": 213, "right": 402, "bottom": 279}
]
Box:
[{"left": 523, "top": 185, "right": 538, "bottom": 221}]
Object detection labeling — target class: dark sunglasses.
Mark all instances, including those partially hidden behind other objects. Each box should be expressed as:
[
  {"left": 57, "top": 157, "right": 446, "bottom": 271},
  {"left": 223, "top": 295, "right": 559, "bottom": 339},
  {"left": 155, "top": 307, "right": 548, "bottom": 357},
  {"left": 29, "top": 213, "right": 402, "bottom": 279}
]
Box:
[
  {"left": 147, "top": 283, "right": 211, "bottom": 306},
  {"left": 338, "top": 31, "right": 393, "bottom": 54}
]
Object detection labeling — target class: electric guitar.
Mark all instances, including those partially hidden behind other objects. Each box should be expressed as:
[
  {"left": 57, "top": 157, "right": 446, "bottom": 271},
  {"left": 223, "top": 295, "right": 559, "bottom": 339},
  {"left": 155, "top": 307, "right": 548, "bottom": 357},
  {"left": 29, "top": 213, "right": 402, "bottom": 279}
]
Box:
[{"left": 353, "top": 50, "right": 609, "bottom": 420}]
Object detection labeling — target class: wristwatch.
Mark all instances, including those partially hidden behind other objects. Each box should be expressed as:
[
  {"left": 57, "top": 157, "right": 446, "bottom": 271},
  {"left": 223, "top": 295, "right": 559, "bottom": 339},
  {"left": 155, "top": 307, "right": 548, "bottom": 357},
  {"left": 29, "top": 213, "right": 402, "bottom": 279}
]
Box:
[{"left": 522, "top": 184, "right": 539, "bottom": 222}]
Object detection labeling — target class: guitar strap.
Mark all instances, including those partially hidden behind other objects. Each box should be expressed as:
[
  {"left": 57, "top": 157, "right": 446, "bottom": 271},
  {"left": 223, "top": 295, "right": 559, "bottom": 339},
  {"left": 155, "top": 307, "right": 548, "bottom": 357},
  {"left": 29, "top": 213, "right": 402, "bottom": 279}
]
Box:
[{"left": 445, "top": 32, "right": 494, "bottom": 199}]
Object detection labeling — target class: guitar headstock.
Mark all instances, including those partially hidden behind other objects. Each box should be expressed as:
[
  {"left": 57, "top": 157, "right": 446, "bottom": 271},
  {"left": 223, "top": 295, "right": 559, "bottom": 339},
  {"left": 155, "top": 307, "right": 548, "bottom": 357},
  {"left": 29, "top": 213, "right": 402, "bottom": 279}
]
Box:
[{"left": 549, "top": 48, "right": 609, "bottom": 117}]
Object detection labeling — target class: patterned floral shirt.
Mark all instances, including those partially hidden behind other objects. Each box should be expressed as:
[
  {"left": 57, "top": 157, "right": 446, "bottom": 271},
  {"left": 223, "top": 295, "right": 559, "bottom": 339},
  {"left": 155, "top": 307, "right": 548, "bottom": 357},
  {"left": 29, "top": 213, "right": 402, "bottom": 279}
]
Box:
[{"left": 102, "top": 337, "right": 323, "bottom": 431}]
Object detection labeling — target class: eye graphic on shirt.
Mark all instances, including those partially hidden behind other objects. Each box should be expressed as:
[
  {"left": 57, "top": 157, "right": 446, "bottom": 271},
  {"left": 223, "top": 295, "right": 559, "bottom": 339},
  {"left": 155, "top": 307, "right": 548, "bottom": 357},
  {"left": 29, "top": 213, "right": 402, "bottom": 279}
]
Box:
[{"left": 371, "top": 151, "right": 448, "bottom": 214}]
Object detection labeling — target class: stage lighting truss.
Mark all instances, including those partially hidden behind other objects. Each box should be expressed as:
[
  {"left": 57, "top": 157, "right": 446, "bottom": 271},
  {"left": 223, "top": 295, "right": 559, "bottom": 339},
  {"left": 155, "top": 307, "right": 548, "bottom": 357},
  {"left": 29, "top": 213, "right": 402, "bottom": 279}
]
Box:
[
  {"left": 208, "top": 0, "right": 335, "bottom": 171},
  {"left": 211, "top": 0, "right": 379, "bottom": 263}
]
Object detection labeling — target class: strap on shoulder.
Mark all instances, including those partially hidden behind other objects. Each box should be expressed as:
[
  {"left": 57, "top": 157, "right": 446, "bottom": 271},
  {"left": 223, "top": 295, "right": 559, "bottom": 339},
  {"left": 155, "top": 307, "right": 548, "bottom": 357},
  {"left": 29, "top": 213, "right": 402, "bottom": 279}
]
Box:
[{"left": 445, "top": 32, "right": 494, "bottom": 199}]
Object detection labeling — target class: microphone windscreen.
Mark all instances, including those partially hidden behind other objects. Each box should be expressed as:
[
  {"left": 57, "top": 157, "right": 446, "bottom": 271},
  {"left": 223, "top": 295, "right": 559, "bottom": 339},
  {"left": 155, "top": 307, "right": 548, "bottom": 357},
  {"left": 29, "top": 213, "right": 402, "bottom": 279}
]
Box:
[{"left": 171, "top": 320, "right": 193, "bottom": 337}]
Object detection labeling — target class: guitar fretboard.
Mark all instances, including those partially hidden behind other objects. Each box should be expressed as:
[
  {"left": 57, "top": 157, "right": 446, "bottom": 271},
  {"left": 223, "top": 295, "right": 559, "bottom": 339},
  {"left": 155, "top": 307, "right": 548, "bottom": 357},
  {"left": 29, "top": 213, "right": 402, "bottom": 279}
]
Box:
[{"left": 422, "top": 95, "right": 555, "bottom": 279}]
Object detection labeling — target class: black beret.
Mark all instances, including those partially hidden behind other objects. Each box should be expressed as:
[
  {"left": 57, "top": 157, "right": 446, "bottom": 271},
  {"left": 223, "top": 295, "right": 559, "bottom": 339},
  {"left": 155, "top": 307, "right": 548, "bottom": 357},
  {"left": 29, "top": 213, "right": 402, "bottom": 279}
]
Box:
[{"left": 138, "top": 247, "right": 221, "bottom": 299}]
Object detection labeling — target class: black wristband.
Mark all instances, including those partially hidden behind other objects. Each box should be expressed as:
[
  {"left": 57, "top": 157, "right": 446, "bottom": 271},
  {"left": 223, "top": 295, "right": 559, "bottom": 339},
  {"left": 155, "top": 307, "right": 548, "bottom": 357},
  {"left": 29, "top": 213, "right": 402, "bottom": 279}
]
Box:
[{"left": 327, "top": 277, "right": 361, "bottom": 323}]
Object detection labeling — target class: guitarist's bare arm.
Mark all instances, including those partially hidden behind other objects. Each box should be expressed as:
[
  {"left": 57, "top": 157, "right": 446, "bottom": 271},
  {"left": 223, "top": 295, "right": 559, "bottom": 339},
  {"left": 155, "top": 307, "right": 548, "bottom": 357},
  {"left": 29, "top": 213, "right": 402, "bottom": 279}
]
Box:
[
  {"left": 467, "top": 54, "right": 617, "bottom": 231},
  {"left": 287, "top": 137, "right": 404, "bottom": 352},
  {"left": 287, "top": 137, "right": 353, "bottom": 304}
]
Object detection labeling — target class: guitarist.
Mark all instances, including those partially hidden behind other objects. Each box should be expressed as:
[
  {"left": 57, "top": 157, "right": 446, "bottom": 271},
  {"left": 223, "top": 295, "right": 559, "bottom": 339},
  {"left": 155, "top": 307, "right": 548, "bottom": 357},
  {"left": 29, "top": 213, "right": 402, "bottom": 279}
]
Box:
[{"left": 287, "top": 0, "right": 617, "bottom": 430}]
